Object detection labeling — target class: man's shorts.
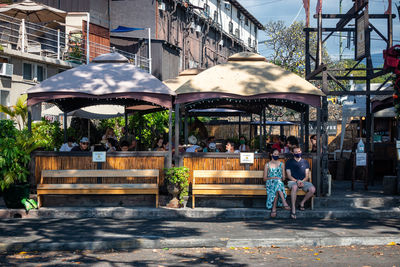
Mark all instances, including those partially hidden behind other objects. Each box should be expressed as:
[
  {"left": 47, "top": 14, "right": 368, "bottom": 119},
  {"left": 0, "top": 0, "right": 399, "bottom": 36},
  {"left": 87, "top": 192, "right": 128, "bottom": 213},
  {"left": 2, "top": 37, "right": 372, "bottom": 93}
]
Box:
[{"left": 287, "top": 181, "right": 314, "bottom": 192}]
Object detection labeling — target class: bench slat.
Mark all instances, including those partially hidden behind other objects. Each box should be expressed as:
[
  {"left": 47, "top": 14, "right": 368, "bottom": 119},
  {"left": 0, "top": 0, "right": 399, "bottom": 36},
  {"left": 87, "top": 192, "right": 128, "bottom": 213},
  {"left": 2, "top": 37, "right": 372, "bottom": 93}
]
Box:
[
  {"left": 41, "top": 169, "right": 159, "bottom": 178},
  {"left": 193, "top": 170, "right": 264, "bottom": 178},
  {"left": 37, "top": 184, "right": 158, "bottom": 189},
  {"left": 193, "top": 184, "right": 265, "bottom": 190},
  {"left": 37, "top": 189, "right": 158, "bottom": 195},
  {"left": 192, "top": 189, "right": 266, "bottom": 195}
]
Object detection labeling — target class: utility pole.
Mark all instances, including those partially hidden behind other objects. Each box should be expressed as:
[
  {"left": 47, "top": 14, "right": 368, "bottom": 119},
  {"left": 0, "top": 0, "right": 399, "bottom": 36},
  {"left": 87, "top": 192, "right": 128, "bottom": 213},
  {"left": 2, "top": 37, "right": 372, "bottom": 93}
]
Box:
[{"left": 339, "top": 0, "right": 343, "bottom": 61}]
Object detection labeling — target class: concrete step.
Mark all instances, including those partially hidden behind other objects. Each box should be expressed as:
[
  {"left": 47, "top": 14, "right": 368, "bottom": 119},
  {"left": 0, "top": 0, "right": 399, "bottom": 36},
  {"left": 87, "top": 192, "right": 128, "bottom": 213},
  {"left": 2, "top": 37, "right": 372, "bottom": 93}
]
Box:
[
  {"left": 1, "top": 206, "right": 400, "bottom": 220},
  {"left": 314, "top": 196, "right": 400, "bottom": 209}
]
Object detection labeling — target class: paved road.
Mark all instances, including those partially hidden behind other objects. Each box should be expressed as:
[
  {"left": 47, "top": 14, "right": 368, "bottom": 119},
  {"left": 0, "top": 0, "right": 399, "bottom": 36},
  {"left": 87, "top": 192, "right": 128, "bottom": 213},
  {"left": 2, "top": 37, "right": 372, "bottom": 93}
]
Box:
[
  {"left": 1, "top": 245, "right": 399, "bottom": 266},
  {"left": 1, "top": 217, "right": 400, "bottom": 252}
]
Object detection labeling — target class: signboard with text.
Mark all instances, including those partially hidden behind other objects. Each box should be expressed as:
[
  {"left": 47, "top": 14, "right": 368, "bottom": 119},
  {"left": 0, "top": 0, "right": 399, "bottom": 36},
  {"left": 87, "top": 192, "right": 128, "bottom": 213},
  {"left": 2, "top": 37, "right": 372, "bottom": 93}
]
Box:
[
  {"left": 92, "top": 152, "right": 106, "bottom": 162},
  {"left": 240, "top": 153, "right": 254, "bottom": 164}
]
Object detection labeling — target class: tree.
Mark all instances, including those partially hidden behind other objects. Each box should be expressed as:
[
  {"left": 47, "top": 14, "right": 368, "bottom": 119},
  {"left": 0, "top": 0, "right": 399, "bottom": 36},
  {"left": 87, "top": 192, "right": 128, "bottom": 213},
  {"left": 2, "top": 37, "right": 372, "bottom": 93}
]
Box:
[
  {"left": 0, "top": 94, "right": 28, "bottom": 130},
  {"left": 263, "top": 21, "right": 330, "bottom": 76}
]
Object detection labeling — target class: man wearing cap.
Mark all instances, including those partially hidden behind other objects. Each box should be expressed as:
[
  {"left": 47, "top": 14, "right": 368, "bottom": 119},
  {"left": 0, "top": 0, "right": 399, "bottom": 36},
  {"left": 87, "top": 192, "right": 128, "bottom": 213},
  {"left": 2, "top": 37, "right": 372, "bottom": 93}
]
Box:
[{"left": 71, "top": 137, "right": 91, "bottom": 152}]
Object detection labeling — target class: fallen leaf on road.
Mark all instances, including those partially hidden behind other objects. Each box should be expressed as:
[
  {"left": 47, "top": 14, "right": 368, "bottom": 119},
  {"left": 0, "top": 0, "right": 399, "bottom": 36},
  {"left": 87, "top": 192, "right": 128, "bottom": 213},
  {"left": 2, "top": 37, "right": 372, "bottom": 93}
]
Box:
[
  {"left": 386, "top": 242, "right": 396, "bottom": 246},
  {"left": 243, "top": 247, "right": 250, "bottom": 250},
  {"left": 18, "top": 252, "right": 28, "bottom": 255},
  {"left": 229, "top": 247, "right": 235, "bottom": 250},
  {"left": 277, "top": 255, "right": 288, "bottom": 259},
  {"left": 162, "top": 248, "right": 169, "bottom": 250},
  {"left": 271, "top": 245, "right": 280, "bottom": 248},
  {"left": 316, "top": 258, "right": 321, "bottom": 261},
  {"left": 314, "top": 253, "right": 319, "bottom": 256}
]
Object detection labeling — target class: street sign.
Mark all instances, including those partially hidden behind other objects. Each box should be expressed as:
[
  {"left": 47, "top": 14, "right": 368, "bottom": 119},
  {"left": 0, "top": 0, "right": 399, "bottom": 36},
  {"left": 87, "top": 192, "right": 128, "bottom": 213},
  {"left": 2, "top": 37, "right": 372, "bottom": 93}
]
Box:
[
  {"left": 355, "top": 11, "right": 369, "bottom": 60},
  {"left": 356, "top": 152, "right": 367, "bottom": 166}
]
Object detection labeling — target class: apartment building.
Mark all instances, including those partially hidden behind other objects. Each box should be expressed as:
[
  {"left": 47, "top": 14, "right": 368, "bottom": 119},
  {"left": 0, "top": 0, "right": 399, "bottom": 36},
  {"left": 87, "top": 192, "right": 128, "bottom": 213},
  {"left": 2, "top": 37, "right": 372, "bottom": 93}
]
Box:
[{"left": 33, "top": 0, "right": 263, "bottom": 81}]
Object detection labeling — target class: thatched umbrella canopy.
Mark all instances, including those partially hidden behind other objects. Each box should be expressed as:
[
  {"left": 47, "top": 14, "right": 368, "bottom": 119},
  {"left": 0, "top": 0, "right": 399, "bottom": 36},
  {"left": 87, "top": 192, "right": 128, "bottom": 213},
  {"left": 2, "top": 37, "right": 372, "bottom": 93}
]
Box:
[{"left": 175, "top": 52, "right": 325, "bottom": 113}]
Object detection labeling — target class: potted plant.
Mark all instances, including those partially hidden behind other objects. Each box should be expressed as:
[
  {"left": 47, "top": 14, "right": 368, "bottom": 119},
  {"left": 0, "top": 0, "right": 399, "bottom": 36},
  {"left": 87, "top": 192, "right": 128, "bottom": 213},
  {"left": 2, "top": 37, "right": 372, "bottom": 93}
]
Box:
[
  {"left": 164, "top": 166, "right": 189, "bottom": 208},
  {"left": 0, "top": 120, "right": 41, "bottom": 208}
]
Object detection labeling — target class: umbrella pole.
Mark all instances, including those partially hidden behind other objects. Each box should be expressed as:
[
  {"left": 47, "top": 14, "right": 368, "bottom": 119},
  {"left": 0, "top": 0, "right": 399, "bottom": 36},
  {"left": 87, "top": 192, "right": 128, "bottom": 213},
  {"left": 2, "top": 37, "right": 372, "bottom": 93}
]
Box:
[
  {"left": 174, "top": 104, "right": 180, "bottom": 166},
  {"left": 63, "top": 112, "right": 67, "bottom": 143},
  {"left": 88, "top": 119, "right": 90, "bottom": 142},
  {"left": 167, "top": 108, "right": 173, "bottom": 168},
  {"left": 184, "top": 110, "right": 188, "bottom": 145}
]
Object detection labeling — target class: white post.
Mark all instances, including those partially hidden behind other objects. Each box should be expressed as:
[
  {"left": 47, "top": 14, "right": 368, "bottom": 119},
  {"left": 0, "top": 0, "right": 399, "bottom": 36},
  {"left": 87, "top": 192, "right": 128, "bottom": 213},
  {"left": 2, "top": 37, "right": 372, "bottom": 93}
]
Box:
[
  {"left": 86, "top": 13, "right": 90, "bottom": 64},
  {"left": 134, "top": 54, "right": 138, "bottom": 67},
  {"left": 57, "top": 29, "right": 60, "bottom": 59},
  {"left": 21, "top": 19, "right": 25, "bottom": 53},
  {"left": 148, "top": 27, "right": 152, "bottom": 74}
]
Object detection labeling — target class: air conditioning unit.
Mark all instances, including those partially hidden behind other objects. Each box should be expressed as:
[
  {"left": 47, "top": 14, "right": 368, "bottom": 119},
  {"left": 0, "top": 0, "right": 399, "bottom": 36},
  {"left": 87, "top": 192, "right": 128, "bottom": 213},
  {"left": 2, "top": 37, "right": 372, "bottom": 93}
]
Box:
[
  {"left": 224, "top": 1, "right": 231, "bottom": 10},
  {"left": 218, "top": 40, "right": 224, "bottom": 47},
  {"left": 158, "top": 2, "right": 166, "bottom": 11},
  {"left": 0, "top": 63, "right": 13, "bottom": 78},
  {"left": 190, "top": 21, "right": 196, "bottom": 30}
]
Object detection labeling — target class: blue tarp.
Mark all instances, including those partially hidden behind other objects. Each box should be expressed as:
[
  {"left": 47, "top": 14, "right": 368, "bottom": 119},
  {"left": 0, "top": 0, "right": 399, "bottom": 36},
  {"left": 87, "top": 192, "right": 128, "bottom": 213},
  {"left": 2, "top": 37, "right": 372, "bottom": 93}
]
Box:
[{"left": 111, "top": 26, "right": 146, "bottom": 32}]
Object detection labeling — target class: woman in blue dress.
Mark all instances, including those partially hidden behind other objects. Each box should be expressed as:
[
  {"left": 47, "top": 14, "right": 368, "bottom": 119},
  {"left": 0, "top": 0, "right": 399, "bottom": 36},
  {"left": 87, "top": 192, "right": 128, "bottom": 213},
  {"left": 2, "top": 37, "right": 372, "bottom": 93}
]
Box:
[{"left": 263, "top": 148, "right": 290, "bottom": 218}]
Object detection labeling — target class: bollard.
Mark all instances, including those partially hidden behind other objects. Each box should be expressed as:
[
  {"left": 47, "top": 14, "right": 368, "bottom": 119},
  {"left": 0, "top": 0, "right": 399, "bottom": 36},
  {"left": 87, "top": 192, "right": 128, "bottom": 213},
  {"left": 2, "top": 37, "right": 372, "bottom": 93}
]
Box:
[{"left": 383, "top": 176, "right": 397, "bottom": 195}]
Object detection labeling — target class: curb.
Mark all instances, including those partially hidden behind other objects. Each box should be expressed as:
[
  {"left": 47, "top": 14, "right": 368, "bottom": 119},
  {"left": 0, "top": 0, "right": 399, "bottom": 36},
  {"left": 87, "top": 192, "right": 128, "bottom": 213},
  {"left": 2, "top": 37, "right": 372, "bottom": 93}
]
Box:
[
  {"left": 0, "top": 236, "right": 399, "bottom": 253},
  {"left": 1, "top": 207, "right": 400, "bottom": 219}
]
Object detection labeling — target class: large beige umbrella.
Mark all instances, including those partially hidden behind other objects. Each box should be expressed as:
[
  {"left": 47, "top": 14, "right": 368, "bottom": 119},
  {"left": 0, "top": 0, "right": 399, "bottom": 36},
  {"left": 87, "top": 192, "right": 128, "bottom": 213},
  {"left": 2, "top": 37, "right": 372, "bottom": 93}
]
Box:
[
  {"left": 0, "top": 0, "right": 66, "bottom": 23},
  {"left": 175, "top": 52, "right": 325, "bottom": 113},
  {"left": 163, "top": 68, "right": 204, "bottom": 91}
]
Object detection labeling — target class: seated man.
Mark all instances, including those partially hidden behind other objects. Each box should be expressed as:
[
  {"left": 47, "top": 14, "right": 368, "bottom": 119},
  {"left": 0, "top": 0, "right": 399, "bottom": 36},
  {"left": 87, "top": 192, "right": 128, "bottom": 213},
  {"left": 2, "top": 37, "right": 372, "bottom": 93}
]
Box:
[
  {"left": 71, "top": 137, "right": 91, "bottom": 152},
  {"left": 285, "top": 147, "right": 315, "bottom": 219}
]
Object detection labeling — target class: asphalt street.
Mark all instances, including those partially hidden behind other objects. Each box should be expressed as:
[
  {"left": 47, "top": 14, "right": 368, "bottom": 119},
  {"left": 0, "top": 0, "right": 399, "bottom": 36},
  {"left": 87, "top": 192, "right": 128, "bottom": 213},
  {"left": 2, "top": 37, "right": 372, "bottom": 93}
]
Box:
[{"left": 1, "top": 245, "right": 399, "bottom": 266}]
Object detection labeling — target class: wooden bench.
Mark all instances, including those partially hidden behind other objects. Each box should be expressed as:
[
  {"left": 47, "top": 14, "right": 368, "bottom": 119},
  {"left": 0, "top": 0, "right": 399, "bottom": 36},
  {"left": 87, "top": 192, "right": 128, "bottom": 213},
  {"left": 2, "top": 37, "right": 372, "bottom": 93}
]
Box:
[
  {"left": 192, "top": 170, "right": 313, "bottom": 209},
  {"left": 37, "top": 169, "right": 159, "bottom": 208}
]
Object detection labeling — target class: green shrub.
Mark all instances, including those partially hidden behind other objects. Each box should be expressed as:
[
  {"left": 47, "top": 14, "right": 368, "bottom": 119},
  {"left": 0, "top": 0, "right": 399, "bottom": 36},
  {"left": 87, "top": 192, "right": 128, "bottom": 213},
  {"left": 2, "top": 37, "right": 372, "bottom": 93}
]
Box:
[
  {"left": 32, "top": 118, "right": 63, "bottom": 151},
  {"left": 165, "top": 166, "right": 189, "bottom": 204},
  {"left": 0, "top": 120, "right": 41, "bottom": 190}
]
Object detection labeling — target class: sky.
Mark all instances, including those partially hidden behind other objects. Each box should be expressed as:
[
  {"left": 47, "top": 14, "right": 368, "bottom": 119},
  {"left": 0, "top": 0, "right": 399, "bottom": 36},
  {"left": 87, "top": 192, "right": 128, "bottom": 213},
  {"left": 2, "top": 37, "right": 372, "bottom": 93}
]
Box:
[{"left": 238, "top": 0, "right": 400, "bottom": 61}]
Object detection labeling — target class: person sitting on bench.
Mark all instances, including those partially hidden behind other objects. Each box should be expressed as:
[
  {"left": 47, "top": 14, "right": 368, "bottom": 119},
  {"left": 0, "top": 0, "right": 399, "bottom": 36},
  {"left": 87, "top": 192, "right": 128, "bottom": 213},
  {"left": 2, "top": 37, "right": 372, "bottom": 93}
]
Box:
[{"left": 285, "top": 147, "right": 315, "bottom": 219}]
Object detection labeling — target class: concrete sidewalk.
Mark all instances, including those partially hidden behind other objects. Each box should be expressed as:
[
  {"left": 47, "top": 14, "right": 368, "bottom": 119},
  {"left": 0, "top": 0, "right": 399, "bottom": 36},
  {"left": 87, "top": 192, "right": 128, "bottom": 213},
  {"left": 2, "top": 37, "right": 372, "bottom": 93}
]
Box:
[{"left": 1, "top": 217, "right": 399, "bottom": 252}]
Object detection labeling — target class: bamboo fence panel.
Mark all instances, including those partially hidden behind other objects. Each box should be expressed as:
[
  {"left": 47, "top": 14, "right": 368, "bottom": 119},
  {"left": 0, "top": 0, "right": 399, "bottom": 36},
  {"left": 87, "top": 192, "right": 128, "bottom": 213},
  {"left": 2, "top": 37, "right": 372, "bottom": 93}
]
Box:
[
  {"left": 35, "top": 155, "right": 165, "bottom": 186},
  {"left": 183, "top": 156, "right": 312, "bottom": 185}
]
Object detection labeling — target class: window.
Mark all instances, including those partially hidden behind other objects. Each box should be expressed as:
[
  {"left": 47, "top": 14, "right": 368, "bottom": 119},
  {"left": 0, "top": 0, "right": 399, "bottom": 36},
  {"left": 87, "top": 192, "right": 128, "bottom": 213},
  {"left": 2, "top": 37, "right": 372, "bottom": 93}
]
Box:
[
  {"left": 237, "top": 10, "right": 241, "bottom": 19},
  {"left": 23, "top": 63, "right": 32, "bottom": 80},
  {"left": 235, "top": 28, "right": 240, "bottom": 37},
  {"left": 229, "top": 22, "right": 233, "bottom": 34},
  {"left": 203, "top": 4, "right": 210, "bottom": 17},
  {"left": 245, "top": 18, "right": 249, "bottom": 26},
  {"left": 23, "top": 62, "right": 46, "bottom": 82},
  {"left": 0, "top": 90, "right": 9, "bottom": 120},
  {"left": 213, "top": 11, "right": 218, "bottom": 22},
  {"left": 248, "top": 38, "right": 252, "bottom": 47}
]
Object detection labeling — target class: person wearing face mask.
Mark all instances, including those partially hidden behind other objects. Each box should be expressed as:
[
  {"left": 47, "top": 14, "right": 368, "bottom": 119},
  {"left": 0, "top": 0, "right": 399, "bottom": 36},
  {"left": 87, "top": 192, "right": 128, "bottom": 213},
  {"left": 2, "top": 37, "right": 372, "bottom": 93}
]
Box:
[
  {"left": 238, "top": 136, "right": 249, "bottom": 152},
  {"left": 285, "top": 147, "right": 315, "bottom": 219},
  {"left": 263, "top": 148, "right": 290, "bottom": 218}
]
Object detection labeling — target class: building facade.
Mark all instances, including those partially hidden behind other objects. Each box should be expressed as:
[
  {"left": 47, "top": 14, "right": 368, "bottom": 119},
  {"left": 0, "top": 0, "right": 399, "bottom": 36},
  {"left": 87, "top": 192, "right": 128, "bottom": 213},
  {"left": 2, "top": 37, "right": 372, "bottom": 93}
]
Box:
[{"left": 32, "top": 0, "right": 263, "bottom": 81}]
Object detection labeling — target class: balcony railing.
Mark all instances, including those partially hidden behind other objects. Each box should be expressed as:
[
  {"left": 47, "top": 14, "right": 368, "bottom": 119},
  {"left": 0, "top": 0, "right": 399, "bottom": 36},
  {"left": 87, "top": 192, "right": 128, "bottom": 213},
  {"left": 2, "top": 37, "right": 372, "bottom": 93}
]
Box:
[{"left": 0, "top": 13, "right": 150, "bottom": 71}]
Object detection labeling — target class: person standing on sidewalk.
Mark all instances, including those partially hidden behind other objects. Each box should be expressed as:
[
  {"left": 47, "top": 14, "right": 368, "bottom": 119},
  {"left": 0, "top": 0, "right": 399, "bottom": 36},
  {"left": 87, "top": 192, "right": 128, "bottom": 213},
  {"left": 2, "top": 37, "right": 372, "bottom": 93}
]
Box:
[
  {"left": 285, "top": 147, "right": 315, "bottom": 219},
  {"left": 263, "top": 148, "right": 291, "bottom": 218}
]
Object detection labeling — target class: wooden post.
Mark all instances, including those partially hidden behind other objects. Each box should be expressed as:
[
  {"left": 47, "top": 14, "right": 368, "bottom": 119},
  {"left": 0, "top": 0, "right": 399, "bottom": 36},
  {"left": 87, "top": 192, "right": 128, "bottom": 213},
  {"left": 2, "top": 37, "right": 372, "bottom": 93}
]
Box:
[
  {"left": 259, "top": 112, "right": 262, "bottom": 152},
  {"left": 238, "top": 113, "right": 241, "bottom": 138},
  {"left": 300, "top": 112, "right": 305, "bottom": 151},
  {"left": 316, "top": 106, "right": 322, "bottom": 197},
  {"left": 305, "top": 106, "right": 310, "bottom": 152}
]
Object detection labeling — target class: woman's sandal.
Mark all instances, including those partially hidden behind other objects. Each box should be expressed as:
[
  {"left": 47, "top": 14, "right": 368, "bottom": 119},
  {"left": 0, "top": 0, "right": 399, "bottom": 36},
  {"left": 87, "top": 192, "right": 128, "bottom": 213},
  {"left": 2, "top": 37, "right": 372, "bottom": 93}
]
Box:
[
  {"left": 270, "top": 210, "right": 277, "bottom": 218},
  {"left": 283, "top": 205, "right": 291, "bottom": 211},
  {"left": 298, "top": 204, "right": 305, "bottom": 211},
  {"left": 290, "top": 212, "right": 296, "bottom": 219}
]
